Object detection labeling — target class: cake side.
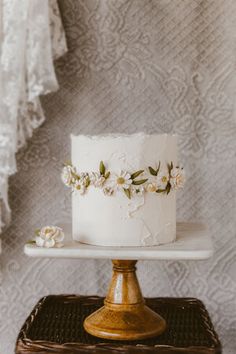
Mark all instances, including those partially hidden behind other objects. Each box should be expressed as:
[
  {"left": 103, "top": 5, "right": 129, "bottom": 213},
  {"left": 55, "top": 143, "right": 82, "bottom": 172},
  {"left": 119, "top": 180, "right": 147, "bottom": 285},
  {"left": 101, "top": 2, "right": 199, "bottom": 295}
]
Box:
[{"left": 69, "top": 133, "right": 180, "bottom": 247}]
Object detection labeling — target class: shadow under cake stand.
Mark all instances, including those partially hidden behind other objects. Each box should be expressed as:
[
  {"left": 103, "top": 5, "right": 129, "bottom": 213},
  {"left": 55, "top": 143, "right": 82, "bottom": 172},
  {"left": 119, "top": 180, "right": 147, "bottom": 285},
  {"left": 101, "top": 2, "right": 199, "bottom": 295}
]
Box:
[{"left": 24, "top": 222, "right": 213, "bottom": 341}]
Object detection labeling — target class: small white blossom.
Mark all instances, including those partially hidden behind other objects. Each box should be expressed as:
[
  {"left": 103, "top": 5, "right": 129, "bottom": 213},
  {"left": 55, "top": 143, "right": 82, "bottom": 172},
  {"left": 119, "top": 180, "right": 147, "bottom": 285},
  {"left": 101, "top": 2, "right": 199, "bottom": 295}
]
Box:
[
  {"left": 61, "top": 165, "right": 77, "bottom": 187},
  {"left": 146, "top": 182, "right": 158, "bottom": 193},
  {"left": 111, "top": 171, "right": 132, "bottom": 191},
  {"left": 103, "top": 187, "right": 114, "bottom": 196},
  {"left": 130, "top": 185, "right": 145, "bottom": 196},
  {"left": 73, "top": 179, "right": 86, "bottom": 195},
  {"left": 90, "top": 172, "right": 105, "bottom": 188},
  {"left": 170, "top": 167, "right": 185, "bottom": 190},
  {"left": 80, "top": 172, "right": 90, "bottom": 186},
  {"left": 35, "top": 226, "right": 64, "bottom": 248},
  {"left": 156, "top": 170, "right": 169, "bottom": 190}
]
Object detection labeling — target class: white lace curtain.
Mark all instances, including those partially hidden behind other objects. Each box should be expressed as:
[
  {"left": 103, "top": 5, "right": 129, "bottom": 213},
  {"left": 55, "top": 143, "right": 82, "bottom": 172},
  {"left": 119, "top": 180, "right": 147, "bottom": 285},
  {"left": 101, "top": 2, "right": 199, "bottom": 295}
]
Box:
[{"left": 0, "top": 0, "right": 67, "bottom": 235}]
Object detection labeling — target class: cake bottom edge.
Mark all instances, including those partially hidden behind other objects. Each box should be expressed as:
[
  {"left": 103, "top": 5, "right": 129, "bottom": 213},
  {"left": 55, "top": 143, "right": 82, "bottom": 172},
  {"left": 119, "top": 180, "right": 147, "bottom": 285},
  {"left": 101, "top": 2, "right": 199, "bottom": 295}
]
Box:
[{"left": 72, "top": 236, "right": 177, "bottom": 247}]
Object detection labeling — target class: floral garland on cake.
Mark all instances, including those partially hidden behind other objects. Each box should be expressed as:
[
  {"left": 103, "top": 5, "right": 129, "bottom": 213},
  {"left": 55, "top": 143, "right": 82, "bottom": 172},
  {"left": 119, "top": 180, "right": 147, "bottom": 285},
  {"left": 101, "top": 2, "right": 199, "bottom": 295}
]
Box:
[{"left": 61, "top": 161, "right": 185, "bottom": 199}]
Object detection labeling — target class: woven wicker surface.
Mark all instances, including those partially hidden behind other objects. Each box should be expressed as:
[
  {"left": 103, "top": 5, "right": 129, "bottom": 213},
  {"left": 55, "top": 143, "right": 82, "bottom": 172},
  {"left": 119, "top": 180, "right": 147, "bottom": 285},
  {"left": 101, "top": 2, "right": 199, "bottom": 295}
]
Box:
[{"left": 16, "top": 295, "right": 221, "bottom": 354}]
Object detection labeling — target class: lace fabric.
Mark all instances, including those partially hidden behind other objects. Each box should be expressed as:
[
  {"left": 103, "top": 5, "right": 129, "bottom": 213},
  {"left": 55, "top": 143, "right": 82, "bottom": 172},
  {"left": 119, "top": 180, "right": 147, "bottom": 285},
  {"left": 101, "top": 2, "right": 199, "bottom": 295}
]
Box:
[{"left": 0, "top": 0, "right": 67, "bottom": 234}]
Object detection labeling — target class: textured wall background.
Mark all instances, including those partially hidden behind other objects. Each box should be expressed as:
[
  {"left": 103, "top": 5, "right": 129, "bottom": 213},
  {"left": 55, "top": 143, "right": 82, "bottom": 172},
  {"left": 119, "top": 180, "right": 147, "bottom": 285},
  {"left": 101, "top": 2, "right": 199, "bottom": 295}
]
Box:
[{"left": 1, "top": 1, "right": 236, "bottom": 353}]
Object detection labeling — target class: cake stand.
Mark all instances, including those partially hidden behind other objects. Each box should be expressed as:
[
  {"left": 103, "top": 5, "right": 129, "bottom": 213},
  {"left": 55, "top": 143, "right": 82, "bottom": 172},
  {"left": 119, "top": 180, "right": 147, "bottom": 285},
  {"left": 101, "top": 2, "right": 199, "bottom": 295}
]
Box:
[{"left": 24, "top": 222, "right": 213, "bottom": 341}]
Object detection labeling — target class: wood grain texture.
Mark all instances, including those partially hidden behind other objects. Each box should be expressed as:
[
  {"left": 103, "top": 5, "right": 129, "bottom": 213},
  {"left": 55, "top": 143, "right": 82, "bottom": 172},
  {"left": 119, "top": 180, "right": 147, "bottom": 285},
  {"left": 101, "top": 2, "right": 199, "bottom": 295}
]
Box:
[{"left": 84, "top": 260, "right": 166, "bottom": 340}]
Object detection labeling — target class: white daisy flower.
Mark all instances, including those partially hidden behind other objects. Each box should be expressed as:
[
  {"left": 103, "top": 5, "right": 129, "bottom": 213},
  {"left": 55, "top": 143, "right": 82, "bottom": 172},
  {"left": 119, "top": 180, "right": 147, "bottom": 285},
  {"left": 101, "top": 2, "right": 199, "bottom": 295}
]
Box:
[
  {"left": 61, "top": 165, "right": 77, "bottom": 187},
  {"left": 35, "top": 226, "right": 64, "bottom": 248},
  {"left": 156, "top": 170, "right": 169, "bottom": 190},
  {"left": 111, "top": 171, "right": 132, "bottom": 191},
  {"left": 170, "top": 167, "right": 185, "bottom": 190}
]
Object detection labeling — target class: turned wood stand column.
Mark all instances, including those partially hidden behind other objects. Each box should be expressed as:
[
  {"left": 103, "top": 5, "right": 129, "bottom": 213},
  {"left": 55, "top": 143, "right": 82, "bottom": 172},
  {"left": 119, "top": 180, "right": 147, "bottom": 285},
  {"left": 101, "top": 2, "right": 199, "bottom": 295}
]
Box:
[{"left": 84, "top": 260, "right": 166, "bottom": 340}]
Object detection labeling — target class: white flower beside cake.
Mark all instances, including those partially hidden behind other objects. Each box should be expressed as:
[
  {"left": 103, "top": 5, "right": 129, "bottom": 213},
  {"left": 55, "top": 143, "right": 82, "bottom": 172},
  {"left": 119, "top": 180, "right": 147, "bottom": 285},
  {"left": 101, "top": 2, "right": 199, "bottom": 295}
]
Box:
[
  {"left": 35, "top": 226, "right": 64, "bottom": 248},
  {"left": 62, "top": 133, "right": 185, "bottom": 247}
]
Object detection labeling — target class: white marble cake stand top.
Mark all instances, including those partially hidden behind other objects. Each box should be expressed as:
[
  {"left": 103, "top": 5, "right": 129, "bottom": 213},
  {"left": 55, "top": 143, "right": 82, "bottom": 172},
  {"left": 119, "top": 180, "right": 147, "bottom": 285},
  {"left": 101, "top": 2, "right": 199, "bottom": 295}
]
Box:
[{"left": 24, "top": 222, "right": 213, "bottom": 260}]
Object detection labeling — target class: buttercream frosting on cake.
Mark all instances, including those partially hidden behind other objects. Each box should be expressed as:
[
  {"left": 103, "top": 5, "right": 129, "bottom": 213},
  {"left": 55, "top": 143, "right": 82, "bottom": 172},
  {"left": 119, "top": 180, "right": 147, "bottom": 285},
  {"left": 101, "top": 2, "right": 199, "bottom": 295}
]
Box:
[{"left": 69, "top": 133, "right": 180, "bottom": 247}]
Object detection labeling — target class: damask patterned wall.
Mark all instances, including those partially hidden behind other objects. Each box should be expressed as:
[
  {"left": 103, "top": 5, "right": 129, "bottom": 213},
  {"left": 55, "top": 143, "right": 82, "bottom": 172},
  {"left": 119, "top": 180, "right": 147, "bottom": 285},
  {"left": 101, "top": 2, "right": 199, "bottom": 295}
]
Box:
[{"left": 1, "top": 1, "right": 236, "bottom": 353}]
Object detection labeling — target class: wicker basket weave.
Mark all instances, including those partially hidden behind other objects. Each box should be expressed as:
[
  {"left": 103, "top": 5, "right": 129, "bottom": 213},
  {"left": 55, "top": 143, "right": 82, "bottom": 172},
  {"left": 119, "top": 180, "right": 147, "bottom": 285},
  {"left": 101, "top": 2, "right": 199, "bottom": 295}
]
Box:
[{"left": 16, "top": 295, "right": 221, "bottom": 354}]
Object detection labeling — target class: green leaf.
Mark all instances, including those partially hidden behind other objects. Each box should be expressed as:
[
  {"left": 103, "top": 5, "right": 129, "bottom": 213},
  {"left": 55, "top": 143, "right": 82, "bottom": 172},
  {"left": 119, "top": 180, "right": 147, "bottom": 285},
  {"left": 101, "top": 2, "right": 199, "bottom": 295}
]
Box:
[
  {"left": 99, "top": 161, "right": 106, "bottom": 176},
  {"left": 105, "top": 171, "right": 110, "bottom": 179},
  {"left": 148, "top": 166, "right": 157, "bottom": 176},
  {"left": 123, "top": 188, "right": 131, "bottom": 199},
  {"left": 85, "top": 179, "right": 90, "bottom": 188},
  {"left": 27, "top": 240, "right": 36, "bottom": 245},
  {"left": 156, "top": 189, "right": 166, "bottom": 193},
  {"left": 166, "top": 182, "right": 171, "bottom": 195},
  {"left": 167, "top": 161, "right": 173, "bottom": 174},
  {"left": 72, "top": 171, "right": 79, "bottom": 180},
  {"left": 131, "top": 170, "right": 144, "bottom": 180},
  {"left": 156, "top": 161, "right": 161, "bottom": 174},
  {"left": 35, "top": 229, "right": 41, "bottom": 236},
  {"left": 132, "top": 178, "right": 148, "bottom": 185}
]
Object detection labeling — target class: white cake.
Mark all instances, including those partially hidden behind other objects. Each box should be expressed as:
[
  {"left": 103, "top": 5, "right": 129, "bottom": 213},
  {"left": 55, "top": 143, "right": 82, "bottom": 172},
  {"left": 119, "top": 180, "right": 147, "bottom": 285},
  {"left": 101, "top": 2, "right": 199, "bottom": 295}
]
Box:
[{"left": 62, "top": 133, "right": 185, "bottom": 247}]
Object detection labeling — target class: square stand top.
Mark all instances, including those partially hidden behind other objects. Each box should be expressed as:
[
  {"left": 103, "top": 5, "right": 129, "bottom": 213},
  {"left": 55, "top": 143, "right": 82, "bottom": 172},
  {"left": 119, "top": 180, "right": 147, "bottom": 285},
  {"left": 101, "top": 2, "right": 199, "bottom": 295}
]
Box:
[
  {"left": 16, "top": 295, "right": 221, "bottom": 354},
  {"left": 24, "top": 222, "right": 213, "bottom": 260}
]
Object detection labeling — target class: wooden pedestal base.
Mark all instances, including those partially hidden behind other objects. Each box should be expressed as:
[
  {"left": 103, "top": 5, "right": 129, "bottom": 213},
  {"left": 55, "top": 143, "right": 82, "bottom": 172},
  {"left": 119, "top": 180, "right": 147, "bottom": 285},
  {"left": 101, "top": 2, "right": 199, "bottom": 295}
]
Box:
[{"left": 84, "top": 260, "right": 166, "bottom": 340}]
